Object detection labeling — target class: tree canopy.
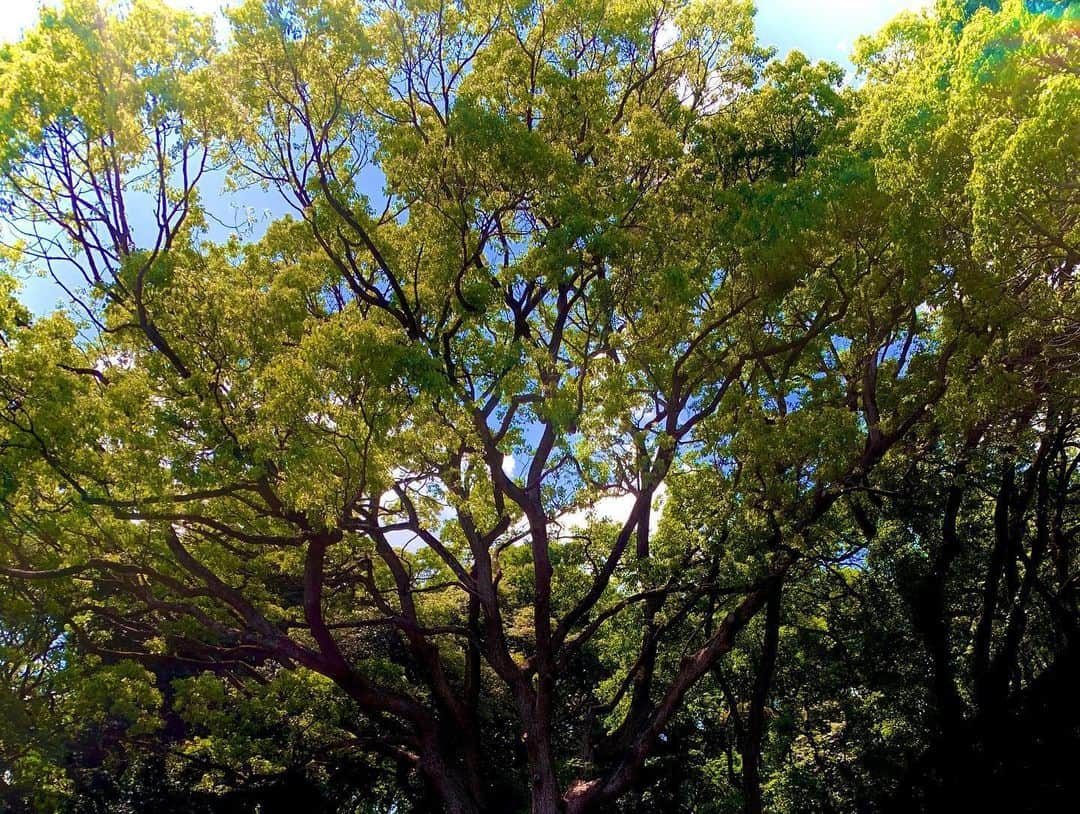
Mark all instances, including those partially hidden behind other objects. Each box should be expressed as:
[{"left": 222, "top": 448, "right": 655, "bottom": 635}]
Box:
[{"left": 0, "top": 0, "right": 1077, "bottom": 812}]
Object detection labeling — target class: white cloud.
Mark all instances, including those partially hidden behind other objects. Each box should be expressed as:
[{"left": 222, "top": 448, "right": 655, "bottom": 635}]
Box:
[
  {"left": 0, "top": 1, "right": 44, "bottom": 44},
  {"left": 556, "top": 482, "right": 668, "bottom": 535}
]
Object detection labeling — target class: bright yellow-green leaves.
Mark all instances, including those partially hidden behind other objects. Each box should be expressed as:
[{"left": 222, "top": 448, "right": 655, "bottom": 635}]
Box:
[
  {"left": 855, "top": 0, "right": 1079, "bottom": 269},
  {"left": 0, "top": 1, "right": 1076, "bottom": 809},
  {"left": 0, "top": 0, "right": 215, "bottom": 170},
  {"left": 956, "top": 1, "right": 1080, "bottom": 266},
  {"left": 854, "top": 0, "right": 1079, "bottom": 431}
]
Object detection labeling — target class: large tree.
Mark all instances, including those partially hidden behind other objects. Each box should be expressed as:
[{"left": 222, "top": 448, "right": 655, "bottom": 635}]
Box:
[{"left": 0, "top": 0, "right": 1077, "bottom": 812}]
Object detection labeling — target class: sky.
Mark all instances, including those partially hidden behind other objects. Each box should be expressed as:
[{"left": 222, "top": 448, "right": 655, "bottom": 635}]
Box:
[
  {"left": 1, "top": 0, "right": 930, "bottom": 314},
  {"left": 754, "top": 0, "right": 930, "bottom": 67},
  {"left": 1, "top": 0, "right": 931, "bottom": 63}
]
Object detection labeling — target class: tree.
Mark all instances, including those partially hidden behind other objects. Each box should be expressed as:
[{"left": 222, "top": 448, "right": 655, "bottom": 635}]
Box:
[{"left": 0, "top": 0, "right": 1077, "bottom": 812}]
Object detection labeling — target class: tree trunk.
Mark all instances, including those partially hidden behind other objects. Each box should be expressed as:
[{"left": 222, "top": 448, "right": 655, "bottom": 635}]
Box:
[
  {"left": 526, "top": 707, "right": 564, "bottom": 814},
  {"left": 743, "top": 579, "right": 782, "bottom": 814},
  {"left": 912, "top": 472, "right": 966, "bottom": 732},
  {"left": 418, "top": 738, "right": 483, "bottom": 814}
]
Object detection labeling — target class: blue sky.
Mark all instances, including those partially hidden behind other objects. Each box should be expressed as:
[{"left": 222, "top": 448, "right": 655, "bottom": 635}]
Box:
[
  {"left": 2, "top": 0, "right": 928, "bottom": 314},
  {"left": 0, "top": 0, "right": 930, "bottom": 62},
  {"left": 755, "top": 0, "right": 929, "bottom": 67}
]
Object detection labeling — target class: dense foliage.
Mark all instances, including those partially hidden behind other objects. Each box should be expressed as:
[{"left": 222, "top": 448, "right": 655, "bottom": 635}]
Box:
[{"left": 0, "top": 0, "right": 1077, "bottom": 812}]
